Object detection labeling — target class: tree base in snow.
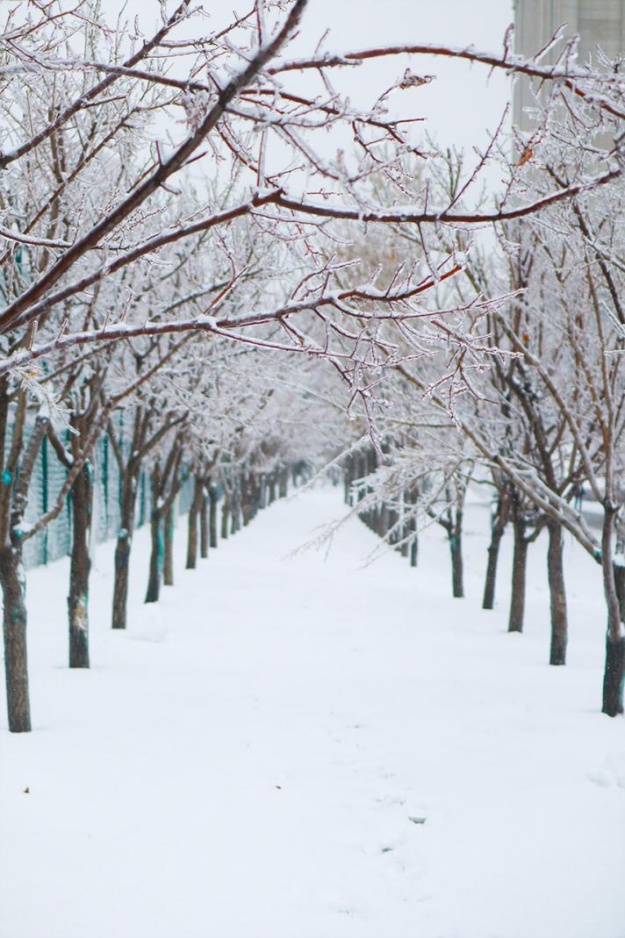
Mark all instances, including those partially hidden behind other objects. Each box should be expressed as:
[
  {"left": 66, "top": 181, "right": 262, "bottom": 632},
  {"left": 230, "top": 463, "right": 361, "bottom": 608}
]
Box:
[
  {"left": 549, "top": 635, "right": 567, "bottom": 666},
  {"left": 602, "top": 635, "right": 625, "bottom": 717},
  {"left": 69, "top": 623, "right": 90, "bottom": 669}
]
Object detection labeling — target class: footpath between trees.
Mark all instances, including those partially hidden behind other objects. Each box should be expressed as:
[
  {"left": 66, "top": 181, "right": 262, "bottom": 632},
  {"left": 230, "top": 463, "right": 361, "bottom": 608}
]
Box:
[{"left": 1, "top": 486, "right": 624, "bottom": 938}]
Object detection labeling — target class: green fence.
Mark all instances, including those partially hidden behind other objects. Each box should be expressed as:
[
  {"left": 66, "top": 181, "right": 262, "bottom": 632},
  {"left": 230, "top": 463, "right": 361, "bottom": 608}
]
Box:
[{"left": 23, "top": 426, "right": 193, "bottom": 569}]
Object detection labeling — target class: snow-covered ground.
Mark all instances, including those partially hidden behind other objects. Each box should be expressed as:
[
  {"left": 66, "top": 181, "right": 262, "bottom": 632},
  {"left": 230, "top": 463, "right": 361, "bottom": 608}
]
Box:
[{"left": 1, "top": 486, "right": 624, "bottom": 938}]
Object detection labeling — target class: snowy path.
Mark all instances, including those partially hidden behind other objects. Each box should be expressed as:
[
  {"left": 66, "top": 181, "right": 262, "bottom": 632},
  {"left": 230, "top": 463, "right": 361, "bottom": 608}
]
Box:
[{"left": 2, "top": 487, "right": 625, "bottom": 938}]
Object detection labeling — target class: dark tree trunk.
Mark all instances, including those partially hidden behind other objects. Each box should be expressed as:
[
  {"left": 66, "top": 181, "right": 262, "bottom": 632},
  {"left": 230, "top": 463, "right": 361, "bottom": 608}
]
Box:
[
  {"left": 209, "top": 485, "right": 218, "bottom": 550},
  {"left": 163, "top": 505, "right": 174, "bottom": 586},
  {"left": 508, "top": 518, "right": 528, "bottom": 633},
  {"left": 241, "top": 474, "right": 253, "bottom": 526},
  {"left": 0, "top": 405, "right": 49, "bottom": 728},
  {"left": 221, "top": 494, "right": 230, "bottom": 540},
  {"left": 112, "top": 528, "right": 130, "bottom": 629},
  {"left": 112, "top": 533, "right": 131, "bottom": 629},
  {"left": 145, "top": 508, "right": 162, "bottom": 603},
  {"left": 109, "top": 410, "right": 184, "bottom": 627},
  {"left": 399, "top": 494, "right": 409, "bottom": 558},
  {"left": 68, "top": 463, "right": 93, "bottom": 669},
  {"left": 343, "top": 458, "right": 352, "bottom": 505},
  {"left": 145, "top": 440, "right": 183, "bottom": 599},
  {"left": 278, "top": 468, "right": 288, "bottom": 499},
  {"left": 614, "top": 561, "right": 625, "bottom": 622},
  {"left": 186, "top": 476, "right": 203, "bottom": 569},
  {"left": 199, "top": 490, "right": 209, "bottom": 559},
  {"left": 600, "top": 506, "right": 624, "bottom": 716},
  {"left": 482, "top": 495, "right": 509, "bottom": 610},
  {"left": 431, "top": 482, "right": 468, "bottom": 600},
  {"left": 602, "top": 635, "right": 625, "bottom": 717},
  {"left": 482, "top": 530, "right": 504, "bottom": 610},
  {"left": 612, "top": 561, "right": 625, "bottom": 707},
  {"left": 450, "top": 533, "right": 464, "bottom": 598},
  {"left": 387, "top": 506, "right": 399, "bottom": 545},
  {"left": 230, "top": 480, "right": 241, "bottom": 535},
  {"left": 444, "top": 496, "right": 465, "bottom": 599},
  {"left": 111, "top": 474, "right": 138, "bottom": 630},
  {"left": 145, "top": 462, "right": 163, "bottom": 604},
  {"left": 0, "top": 543, "right": 30, "bottom": 732},
  {"left": 547, "top": 520, "right": 568, "bottom": 666},
  {"left": 409, "top": 516, "right": 418, "bottom": 567},
  {"left": 251, "top": 473, "right": 261, "bottom": 519}
]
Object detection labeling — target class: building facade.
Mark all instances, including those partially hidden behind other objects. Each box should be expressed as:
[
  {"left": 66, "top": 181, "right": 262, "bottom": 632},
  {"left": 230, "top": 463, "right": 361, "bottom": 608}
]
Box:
[{"left": 513, "top": 0, "right": 625, "bottom": 129}]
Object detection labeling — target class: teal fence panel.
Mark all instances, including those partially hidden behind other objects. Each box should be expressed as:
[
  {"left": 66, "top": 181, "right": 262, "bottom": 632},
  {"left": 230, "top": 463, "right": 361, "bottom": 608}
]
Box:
[
  {"left": 23, "top": 433, "right": 72, "bottom": 568},
  {"left": 22, "top": 424, "right": 190, "bottom": 570},
  {"left": 178, "top": 474, "right": 194, "bottom": 515}
]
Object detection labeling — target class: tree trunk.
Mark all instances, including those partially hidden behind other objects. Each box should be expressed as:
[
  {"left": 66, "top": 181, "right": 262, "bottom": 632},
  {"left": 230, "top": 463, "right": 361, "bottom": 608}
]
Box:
[
  {"left": 230, "top": 480, "right": 241, "bottom": 535},
  {"left": 278, "top": 468, "right": 288, "bottom": 499},
  {"left": 614, "top": 562, "right": 625, "bottom": 623},
  {"left": 186, "top": 476, "right": 203, "bottom": 570},
  {"left": 241, "top": 474, "right": 252, "bottom": 526},
  {"left": 145, "top": 509, "right": 163, "bottom": 603},
  {"left": 200, "top": 489, "right": 209, "bottom": 558},
  {"left": 601, "top": 507, "right": 625, "bottom": 715},
  {"left": 399, "top": 494, "right": 409, "bottom": 559},
  {"left": 482, "top": 496, "right": 508, "bottom": 610},
  {"left": 250, "top": 473, "right": 261, "bottom": 519},
  {"left": 208, "top": 485, "right": 218, "bottom": 550},
  {"left": 450, "top": 533, "right": 464, "bottom": 598},
  {"left": 613, "top": 559, "right": 625, "bottom": 690},
  {"left": 602, "top": 634, "right": 625, "bottom": 718},
  {"left": 0, "top": 405, "right": 49, "bottom": 728},
  {"left": 547, "top": 520, "right": 568, "bottom": 666},
  {"left": 111, "top": 473, "right": 138, "bottom": 630},
  {"left": 482, "top": 530, "right": 505, "bottom": 609},
  {"left": 163, "top": 505, "right": 174, "bottom": 586},
  {"left": 68, "top": 463, "right": 93, "bottom": 669},
  {"left": 343, "top": 458, "right": 352, "bottom": 505},
  {"left": 409, "top": 517, "right": 418, "bottom": 567},
  {"left": 145, "top": 459, "right": 164, "bottom": 603},
  {"left": 0, "top": 543, "right": 30, "bottom": 732},
  {"left": 221, "top": 494, "right": 230, "bottom": 540},
  {"left": 508, "top": 518, "right": 528, "bottom": 633},
  {"left": 112, "top": 532, "right": 131, "bottom": 629}
]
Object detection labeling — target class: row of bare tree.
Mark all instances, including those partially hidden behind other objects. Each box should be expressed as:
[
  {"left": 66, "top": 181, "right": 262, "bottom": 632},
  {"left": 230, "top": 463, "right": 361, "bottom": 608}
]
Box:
[
  {"left": 340, "top": 154, "right": 625, "bottom": 715},
  {"left": 3, "top": 0, "right": 625, "bottom": 730},
  {"left": 2, "top": 327, "right": 334, "bottom": 733}
]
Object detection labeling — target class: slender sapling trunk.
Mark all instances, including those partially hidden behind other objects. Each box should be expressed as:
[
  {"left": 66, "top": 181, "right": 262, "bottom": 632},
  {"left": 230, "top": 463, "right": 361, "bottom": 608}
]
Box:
[
  {"left": 163, "top": 505, "right": 174, "bottom": 586},
  {"left": 0, "top": 542, "right": 30, "bottom": 732},
  {"left": 547, "top": 519, "right": 568, "bottom": 666},
  {"left": 68, "top": 462, "right": 93, "bottom": 668},
  {"left": 482, "top": 493, "right": 509, "bottom": 610},
  {"left": 186, "top": 475, "right": 203, "bottom": 570},
  {"left": 601, "top": 505, "right": 625, "bottom": 716},
  {"left": 508, "top": 515, "right": 529, "bottom": 633}
]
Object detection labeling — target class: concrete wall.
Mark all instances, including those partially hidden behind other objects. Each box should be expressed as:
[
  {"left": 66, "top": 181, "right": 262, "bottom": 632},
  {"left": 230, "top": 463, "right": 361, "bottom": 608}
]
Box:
[{"left": 513, "top": 0, "right": 625, "bottom": 130}]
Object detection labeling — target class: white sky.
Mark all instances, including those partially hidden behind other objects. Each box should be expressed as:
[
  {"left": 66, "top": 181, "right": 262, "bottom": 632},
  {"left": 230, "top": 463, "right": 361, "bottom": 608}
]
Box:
[{"left": 297, "top": 0, "right": 515, "bottom": 151}]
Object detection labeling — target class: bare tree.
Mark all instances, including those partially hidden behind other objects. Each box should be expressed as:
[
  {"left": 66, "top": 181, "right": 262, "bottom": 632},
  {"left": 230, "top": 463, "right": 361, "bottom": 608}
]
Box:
[{"left": 2, "top": 0, "right": 625, "bottom": 733}]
